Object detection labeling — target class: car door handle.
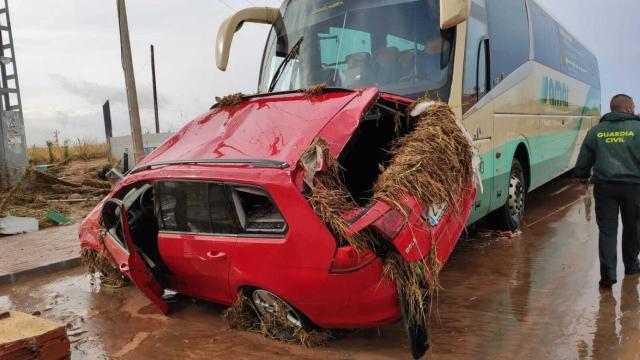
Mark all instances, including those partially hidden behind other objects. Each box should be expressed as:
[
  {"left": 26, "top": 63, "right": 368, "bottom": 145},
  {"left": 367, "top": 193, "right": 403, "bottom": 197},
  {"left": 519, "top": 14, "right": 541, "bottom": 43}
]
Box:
[
  {"left": 206, "top": 251, "right": 227, "bottom": 261},
  {"left": 120, "top": 264, "right": 129, "bottom": 272}
]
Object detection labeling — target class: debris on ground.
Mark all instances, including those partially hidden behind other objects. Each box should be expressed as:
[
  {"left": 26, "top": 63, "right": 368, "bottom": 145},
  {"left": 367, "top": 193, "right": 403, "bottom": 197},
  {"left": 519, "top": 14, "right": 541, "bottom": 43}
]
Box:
[
  {"left": 46, "top": 211, "right": 72, "bottom": 226},
  {"left": 223, "top": 296, "right": 332, "bottom": 348},
  {"left": 0, "top": 310, "right": 71, "bottom": 359},
  {"left": 0, "top": 158, "right": 113, "bottom": 229},
  {"left": 215, "top": 92, "right": 245, "bottom": 108},
  {"left": 0, "top": 216, "right": 39, "bottom": 235},
  {"left": 477, "top": 230, "right": 522, "bottom": 240}
]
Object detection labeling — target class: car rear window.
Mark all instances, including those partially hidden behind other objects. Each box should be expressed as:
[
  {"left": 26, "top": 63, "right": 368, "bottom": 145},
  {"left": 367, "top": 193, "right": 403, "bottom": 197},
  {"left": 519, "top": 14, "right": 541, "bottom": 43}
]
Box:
[{"left": 156, "top": 181, "right": 286, "bottom": 237}]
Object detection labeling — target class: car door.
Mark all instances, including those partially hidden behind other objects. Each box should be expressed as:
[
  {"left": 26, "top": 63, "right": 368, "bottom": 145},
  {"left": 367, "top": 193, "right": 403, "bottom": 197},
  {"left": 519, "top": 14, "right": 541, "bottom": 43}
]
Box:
[
  {"left": 102, "top": 198, "right": 169, "bottom": 314},
  {"left": 155, "top": 180, "right": 237, "bottom": 304}
]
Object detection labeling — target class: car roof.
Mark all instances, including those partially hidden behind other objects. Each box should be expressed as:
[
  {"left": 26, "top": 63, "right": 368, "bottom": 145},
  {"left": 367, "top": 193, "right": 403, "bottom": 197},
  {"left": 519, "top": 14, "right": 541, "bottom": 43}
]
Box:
[{"left": 137, "top": 88, "right": 379, "bottom": 171}]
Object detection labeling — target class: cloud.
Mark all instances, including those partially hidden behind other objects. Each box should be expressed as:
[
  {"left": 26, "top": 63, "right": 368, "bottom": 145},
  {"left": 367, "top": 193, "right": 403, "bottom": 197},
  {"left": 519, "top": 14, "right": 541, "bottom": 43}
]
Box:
[{"left": 49, "top": 74, "right": 169, "bottom": 110}]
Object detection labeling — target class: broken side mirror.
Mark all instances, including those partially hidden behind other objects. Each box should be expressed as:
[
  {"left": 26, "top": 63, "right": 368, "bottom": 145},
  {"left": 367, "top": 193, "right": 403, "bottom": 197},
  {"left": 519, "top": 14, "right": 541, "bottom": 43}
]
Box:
[
  {"left": 216, "top": 7, "right": 281, "bottom": 71},
  {"left": 440, "top": 0, "right": 470, "bottom": 29}
]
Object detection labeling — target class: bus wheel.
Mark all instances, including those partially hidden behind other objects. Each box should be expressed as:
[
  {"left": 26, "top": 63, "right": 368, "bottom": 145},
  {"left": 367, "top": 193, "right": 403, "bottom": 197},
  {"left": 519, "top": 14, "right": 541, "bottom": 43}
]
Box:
[{"left": 490, "top": 159, "right": 526, "bottom": 231}]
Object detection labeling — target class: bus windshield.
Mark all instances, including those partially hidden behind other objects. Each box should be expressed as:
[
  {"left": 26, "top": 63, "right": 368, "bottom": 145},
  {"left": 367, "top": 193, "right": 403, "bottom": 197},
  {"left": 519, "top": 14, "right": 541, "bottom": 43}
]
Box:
[{"left": 258, "top": 0, "right": 456, "bottom": 100}]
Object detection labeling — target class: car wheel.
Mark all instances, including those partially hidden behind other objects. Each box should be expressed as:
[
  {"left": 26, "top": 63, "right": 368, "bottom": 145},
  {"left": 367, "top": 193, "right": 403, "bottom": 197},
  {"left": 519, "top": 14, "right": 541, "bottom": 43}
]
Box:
[
  {"left": 250, "top": 289, "right": 307, "bottom": 340},
  {"left": 490, "top": 159, "right": 526, "bottom": 231}
]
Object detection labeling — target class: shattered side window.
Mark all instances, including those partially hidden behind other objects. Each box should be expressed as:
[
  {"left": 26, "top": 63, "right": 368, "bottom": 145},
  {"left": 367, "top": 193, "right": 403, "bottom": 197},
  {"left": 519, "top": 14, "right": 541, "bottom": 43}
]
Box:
[
  {"left": 157, "top": 181, "right": 212, "bottom": 234},
  {"left": 208, "top": 184, "right": 236, "bottom": 234},
  {"left": 230, "top": 186, "right": 287, "bottom": 235},
  {"left": 156, "top": 181, "right": 285, "bottom": 236}
]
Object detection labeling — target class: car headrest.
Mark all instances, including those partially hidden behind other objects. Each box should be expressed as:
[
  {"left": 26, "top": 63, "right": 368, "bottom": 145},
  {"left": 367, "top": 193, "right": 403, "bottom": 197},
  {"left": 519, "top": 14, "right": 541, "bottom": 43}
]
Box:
[{"left": 345, "top": 52, "right": 371, "bottom": 69}]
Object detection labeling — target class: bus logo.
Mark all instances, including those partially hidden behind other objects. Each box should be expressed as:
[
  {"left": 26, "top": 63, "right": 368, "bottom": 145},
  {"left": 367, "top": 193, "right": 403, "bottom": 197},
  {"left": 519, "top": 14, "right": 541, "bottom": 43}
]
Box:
[{"left": 540, "top": 76, "right": 569, "bottom": 107}]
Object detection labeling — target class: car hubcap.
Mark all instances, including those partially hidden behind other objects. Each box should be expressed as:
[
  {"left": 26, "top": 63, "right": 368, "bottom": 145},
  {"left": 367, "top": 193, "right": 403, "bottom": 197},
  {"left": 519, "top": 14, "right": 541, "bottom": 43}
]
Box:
[
  {"left": 508, "top": 172, "right": 525, "bottom": 222},
  {"left": 252, "top": 290, "right": 302, "bottom": 328}
]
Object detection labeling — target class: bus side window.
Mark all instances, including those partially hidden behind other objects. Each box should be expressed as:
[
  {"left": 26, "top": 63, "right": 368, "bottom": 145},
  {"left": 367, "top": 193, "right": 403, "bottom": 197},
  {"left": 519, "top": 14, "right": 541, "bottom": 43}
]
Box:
[
  {"left": 462, "top": 0, "right": 489, "bottom": 114},
  {"left": 477, "top": 38, "right": 490, "bottom": 101},
  {"left": 486, "top": 0, "right": 529, "bottom": 87}
]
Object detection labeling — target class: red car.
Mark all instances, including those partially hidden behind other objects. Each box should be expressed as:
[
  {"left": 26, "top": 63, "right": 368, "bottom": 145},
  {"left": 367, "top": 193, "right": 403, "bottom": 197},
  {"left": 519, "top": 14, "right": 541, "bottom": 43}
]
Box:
[{"left": 79, "top": 87, "right": 474, "bottom": 333}]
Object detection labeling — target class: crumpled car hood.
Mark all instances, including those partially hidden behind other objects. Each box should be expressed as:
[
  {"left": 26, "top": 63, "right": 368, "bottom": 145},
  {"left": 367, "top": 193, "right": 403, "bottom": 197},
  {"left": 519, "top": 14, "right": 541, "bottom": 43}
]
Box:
[{"left": 138, "top": 88, "right": 380, "bottom": 169}]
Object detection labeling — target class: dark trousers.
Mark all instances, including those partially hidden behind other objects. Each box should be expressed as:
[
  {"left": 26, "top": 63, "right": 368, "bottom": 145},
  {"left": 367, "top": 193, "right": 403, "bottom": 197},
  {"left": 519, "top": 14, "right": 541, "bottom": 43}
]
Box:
[{"left": 594, "top": 183, "right": 640, "bottom": 281}]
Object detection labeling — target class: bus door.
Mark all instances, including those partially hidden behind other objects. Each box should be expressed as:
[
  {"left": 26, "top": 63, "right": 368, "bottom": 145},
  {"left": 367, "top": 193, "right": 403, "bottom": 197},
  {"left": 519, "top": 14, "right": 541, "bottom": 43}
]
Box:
[{"left": 461, "top": 0, "right": 494, "bottom": 223}]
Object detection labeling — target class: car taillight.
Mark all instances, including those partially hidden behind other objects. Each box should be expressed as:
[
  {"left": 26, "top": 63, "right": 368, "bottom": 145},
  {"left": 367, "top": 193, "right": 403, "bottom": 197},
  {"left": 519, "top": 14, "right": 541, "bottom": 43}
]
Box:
[
  {"left": 373, "top": 209, "right": 406, "bottom": 240},
  {"left": 329, "top": 246, "right": 377, "bottom": 274}
]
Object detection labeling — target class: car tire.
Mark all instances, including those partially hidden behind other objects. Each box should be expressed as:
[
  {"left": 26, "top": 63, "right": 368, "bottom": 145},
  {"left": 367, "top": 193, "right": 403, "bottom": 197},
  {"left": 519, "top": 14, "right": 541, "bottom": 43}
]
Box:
[
  {"left": 249, "top": 288, "right": 309, "bottom": 340},
  {"left": 489, "top": 159, "right": 526, "bottom": 231}
]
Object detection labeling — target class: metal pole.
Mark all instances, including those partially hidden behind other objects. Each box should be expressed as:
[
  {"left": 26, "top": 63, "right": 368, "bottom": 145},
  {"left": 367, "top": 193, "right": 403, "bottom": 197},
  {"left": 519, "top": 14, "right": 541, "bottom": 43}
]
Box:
[
  {"left": 117, "top": 0, "right": 145, "bottom": 164},
  {"left": 103, "top": 100, "right": 113, "bottom": 161},
  {"left": 151, "top": 44, "right": 160, "bottom": 133}
]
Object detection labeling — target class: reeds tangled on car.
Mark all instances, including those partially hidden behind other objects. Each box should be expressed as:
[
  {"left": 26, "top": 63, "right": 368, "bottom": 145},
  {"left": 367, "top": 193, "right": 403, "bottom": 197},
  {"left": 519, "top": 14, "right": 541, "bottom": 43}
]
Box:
[
  {"left": 304, "top": 83, "right": 327, "bottom": 98},
  {"left": 216, "top": 92, "right": 245, "bottom": 108},
  {"left": 374, "top": 99, "right": 474, "bottom": 215},
  {"left": 81, "top": 247, "right": 129, "bottom": 288},
  {"left": 299, "top": 139, "right": 374, "bottom": 253},
  {"left": 223, "top": 294, "right": 331, "bottom": 348},
  {"left": 301, "top": 99, "right": 475, "bottom": 349},
  {"left": 80, "top": 231, "right": 129, "bottom": 288}
]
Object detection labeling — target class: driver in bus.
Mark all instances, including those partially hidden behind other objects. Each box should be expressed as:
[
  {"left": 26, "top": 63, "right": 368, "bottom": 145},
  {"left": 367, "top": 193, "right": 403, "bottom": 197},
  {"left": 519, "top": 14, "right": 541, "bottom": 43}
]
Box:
[{"left": 398, "top": 35, "right": 451, "bottom": 84}]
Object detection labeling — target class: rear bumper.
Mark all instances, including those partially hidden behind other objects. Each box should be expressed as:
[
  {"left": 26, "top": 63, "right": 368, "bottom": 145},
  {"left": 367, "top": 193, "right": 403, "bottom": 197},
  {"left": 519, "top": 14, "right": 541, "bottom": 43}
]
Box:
[{"left": 295, "top": 259, "right": 401, "bottom": 329}]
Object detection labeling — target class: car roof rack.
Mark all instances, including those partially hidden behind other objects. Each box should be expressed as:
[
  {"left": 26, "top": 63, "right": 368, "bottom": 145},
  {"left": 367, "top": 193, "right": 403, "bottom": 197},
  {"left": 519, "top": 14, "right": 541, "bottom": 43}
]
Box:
[{"left": 129, "top": 159, "right": 290, "bottom": 175}]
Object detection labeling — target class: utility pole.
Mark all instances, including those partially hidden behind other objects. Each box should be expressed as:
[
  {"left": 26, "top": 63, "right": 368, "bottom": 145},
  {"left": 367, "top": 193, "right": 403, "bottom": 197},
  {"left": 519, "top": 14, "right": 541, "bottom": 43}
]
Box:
[
  {"left": 151, "top": 44, "right": 160, "bottom": 134},
  {"left": 117, "top": 0, "right": 145, "bottom": 164},
  {"left": 0, "top": 0, "right": 27, "bottom": 189}
]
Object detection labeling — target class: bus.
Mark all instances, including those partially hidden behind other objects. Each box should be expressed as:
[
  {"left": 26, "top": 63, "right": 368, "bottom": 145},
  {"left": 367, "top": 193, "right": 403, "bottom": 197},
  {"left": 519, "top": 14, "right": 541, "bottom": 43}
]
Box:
[{"left": 215, "top": 0, "right": 601, "bottom": 231}]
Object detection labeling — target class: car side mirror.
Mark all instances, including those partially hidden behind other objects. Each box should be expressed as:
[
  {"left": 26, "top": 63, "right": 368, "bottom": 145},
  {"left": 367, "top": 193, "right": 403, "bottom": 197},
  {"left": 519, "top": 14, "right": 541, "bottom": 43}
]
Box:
[
  {"left": 440, "top": 0, "right": 471, "bottom": 29},
  {"left": 216, "top": 7, "right": 281, "bottom": 71}
]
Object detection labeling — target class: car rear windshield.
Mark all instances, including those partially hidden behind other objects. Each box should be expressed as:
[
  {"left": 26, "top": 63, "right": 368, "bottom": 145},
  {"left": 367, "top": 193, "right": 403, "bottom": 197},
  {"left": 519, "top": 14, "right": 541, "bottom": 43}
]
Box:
[{"left": 156, "top": 181, "right": 287, "bottom": 237}]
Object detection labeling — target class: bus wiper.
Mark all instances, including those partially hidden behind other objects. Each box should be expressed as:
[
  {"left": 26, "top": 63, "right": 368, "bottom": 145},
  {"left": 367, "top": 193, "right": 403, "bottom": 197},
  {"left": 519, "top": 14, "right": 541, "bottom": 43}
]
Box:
[{"left": 268, "top": 36, "right": 304, "bottom": 93}]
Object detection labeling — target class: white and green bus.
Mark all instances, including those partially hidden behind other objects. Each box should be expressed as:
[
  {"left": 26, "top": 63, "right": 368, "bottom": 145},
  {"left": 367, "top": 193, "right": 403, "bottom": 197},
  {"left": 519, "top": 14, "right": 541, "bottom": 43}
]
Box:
[{"left": 216, "top": 0, "right": 601, "bottom": 230}]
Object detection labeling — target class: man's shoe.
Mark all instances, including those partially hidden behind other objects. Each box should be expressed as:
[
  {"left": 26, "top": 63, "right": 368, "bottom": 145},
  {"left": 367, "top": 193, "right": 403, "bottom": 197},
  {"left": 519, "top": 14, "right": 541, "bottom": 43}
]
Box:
[
  {"left": 599, "top": 279, "right": 617, "bottom": 288},
  {"left": 625, "top": 267, "right": 640, "bottom": 275}
]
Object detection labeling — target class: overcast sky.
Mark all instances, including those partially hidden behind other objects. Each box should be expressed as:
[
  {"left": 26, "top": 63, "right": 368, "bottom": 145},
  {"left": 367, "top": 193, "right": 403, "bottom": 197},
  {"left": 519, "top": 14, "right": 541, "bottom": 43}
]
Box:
[{"left": 10, "top": 0, "right": 640, "bottom": 146}]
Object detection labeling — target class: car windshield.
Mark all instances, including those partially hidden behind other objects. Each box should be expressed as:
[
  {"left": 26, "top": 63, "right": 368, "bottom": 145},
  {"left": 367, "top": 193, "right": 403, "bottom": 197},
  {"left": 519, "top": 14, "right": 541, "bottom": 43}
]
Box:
[{"left": 258, "top": 0, "right": 456, "bottom": 100}]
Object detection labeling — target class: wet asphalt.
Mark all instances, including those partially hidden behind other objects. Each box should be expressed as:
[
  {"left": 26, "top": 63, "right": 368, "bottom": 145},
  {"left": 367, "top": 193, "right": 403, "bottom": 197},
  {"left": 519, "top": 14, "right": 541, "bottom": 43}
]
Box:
[{"left": 1, "top": 176, "right": 638, "bottom": 359}]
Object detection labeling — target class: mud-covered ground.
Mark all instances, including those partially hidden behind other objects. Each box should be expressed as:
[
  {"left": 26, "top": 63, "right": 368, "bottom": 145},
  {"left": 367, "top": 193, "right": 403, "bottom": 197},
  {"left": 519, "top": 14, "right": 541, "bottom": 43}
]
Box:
[{"left": 1, "top": 176, "right": 639, "bottom": 359}]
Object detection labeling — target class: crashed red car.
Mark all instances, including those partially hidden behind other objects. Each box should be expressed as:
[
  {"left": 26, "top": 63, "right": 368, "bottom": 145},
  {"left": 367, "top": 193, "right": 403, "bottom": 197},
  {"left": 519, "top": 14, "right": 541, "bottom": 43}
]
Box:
[{"left": 79, "top": 88, "right": 475, "bottom": 331}]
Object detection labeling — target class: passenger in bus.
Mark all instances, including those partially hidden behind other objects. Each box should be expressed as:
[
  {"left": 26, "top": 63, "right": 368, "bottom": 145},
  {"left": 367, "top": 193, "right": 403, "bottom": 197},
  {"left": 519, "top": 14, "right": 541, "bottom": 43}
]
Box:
[{"left": 575, "top": 94, "right": 640, "bottom": 289}]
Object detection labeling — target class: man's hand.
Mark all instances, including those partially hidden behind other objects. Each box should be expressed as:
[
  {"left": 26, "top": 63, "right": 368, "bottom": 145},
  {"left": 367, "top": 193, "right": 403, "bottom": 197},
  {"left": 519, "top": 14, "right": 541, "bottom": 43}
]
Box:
[{"left": 574, "top": 177, "right": 590, "bottom": 192}]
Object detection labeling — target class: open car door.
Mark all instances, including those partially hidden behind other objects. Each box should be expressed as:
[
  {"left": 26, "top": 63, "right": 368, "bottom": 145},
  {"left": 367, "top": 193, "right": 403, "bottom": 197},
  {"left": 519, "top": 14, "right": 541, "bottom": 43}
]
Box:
[{"left": 103, "top": 198, "right": 169, "bottom": 314}]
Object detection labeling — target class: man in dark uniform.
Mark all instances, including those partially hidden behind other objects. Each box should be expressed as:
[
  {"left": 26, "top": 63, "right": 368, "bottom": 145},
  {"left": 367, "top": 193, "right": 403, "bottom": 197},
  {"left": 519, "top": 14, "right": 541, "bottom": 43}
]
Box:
[{"left": 575, "top": 94, "right": 640, "bottom": 288}]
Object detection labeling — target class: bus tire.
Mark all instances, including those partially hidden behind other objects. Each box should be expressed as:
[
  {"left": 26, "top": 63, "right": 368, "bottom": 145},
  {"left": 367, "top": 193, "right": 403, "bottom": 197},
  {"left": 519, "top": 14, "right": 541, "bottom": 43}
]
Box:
[{"left": 490, "top": 159, "right": 526, "bottom": 231}]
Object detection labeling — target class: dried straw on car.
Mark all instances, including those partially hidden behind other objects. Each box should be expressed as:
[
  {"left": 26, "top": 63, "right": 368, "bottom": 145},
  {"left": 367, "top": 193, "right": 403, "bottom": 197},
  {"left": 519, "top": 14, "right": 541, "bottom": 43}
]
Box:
[
  {"left": 300, "top": 100, "right": 474, "bottom": 338},
  {"left": 374, "top": 99, "right": 474, "bottom": 215},
  {"left": 80, "top": 230, "right": 129, "bottom": 288},
  {"left": 304, "top": 83, "right": 327, "bottom": 98},
  {"left": 223, "top": 295, "right": 331, "bottom": 348},
  {"left": 215, "top": 92, "right": 245, "bottom": 108},
  {"left": 300, "top": 139, "right": 374, "bottom": 253}
]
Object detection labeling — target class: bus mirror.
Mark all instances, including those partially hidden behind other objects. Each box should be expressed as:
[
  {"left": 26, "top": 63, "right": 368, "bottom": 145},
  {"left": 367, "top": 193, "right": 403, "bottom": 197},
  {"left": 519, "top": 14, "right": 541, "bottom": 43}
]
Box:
[
  {"left": 440, "top": 0, "right": 471, "bottom": 29},
  {"left": 216, "top": 7, "right": 281, "bottom": 71}
]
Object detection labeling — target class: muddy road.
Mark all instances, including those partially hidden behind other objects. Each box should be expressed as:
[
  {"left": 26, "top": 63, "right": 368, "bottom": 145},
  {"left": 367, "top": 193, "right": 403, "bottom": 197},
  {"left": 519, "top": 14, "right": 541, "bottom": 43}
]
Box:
[{"left": 1, "top": 177, "right": 639, "bottom": 359}]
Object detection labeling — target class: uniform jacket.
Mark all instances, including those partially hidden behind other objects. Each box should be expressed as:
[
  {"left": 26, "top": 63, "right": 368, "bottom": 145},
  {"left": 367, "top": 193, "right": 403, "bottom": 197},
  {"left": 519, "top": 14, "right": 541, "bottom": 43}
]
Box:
[{"left": 575, "top": 112, "right": 640, "bottom": 184}]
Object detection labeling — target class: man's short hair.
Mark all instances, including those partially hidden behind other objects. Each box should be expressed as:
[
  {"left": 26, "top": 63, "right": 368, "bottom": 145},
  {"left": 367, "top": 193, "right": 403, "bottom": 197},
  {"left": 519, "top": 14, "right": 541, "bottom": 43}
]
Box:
[{"left": 610, "top": 94, "right": 634, "bottom": 112}]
